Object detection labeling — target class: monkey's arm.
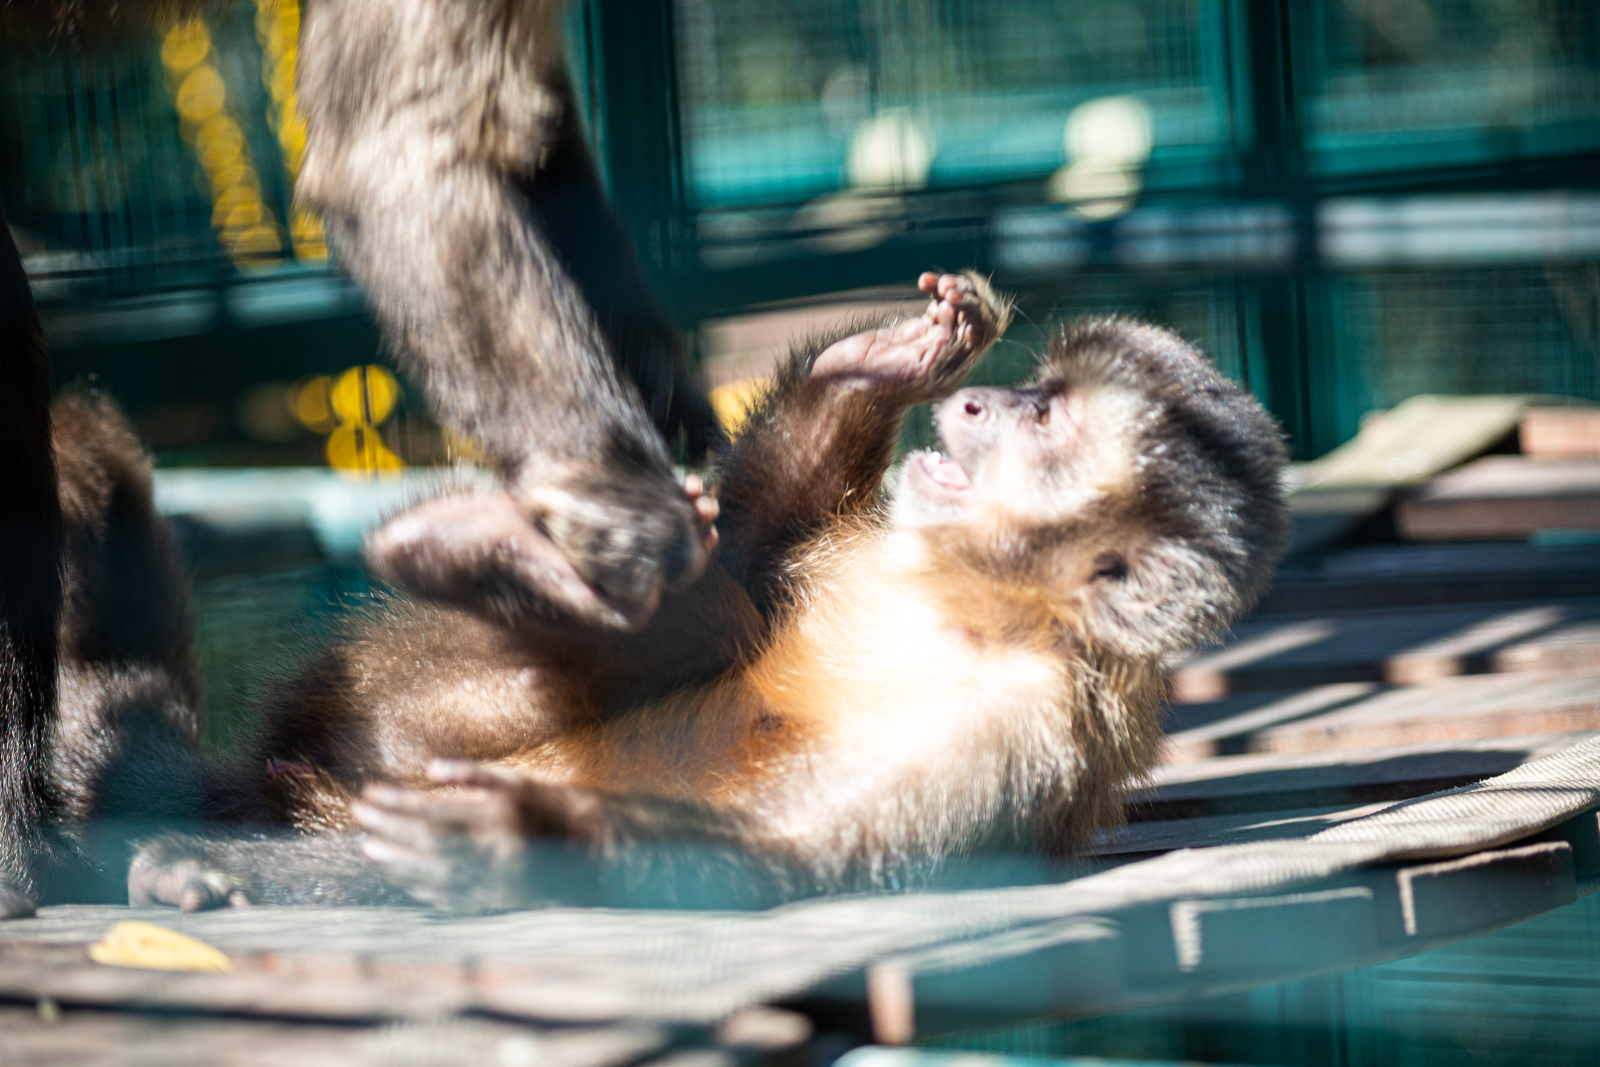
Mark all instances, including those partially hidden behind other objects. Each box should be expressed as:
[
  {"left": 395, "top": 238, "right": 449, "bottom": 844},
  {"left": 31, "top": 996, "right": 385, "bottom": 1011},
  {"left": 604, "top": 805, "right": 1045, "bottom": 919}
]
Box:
[
  {"left": 351, "top": 762, "right": 811, "bottom": 910},
  {"left": 127, "top": 831, "right": 414, "bottom": 910},
  {"left": 715, "top": 273, "right": 1011, "bottom": 611},
  {"left": 297, "top": 3, "right": 712, "bottom": 627}
]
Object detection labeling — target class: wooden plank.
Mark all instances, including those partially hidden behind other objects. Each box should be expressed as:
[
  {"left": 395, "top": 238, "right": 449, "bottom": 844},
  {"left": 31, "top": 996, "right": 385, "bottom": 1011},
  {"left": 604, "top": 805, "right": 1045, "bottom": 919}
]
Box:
[
  {"left": 1169, "top": 886, "right": 1377, "bottom": 975},
  {"left": 1391, "top": 841, "right": 1576, "bottom": 940},
  {"left": 1258, "top": 541, "right": 1600, "bottom": 614},
  {"left": 1297, "top": 395, "right": 1529, "bottom": 492},
  {"left": 1137, "top": 733, "right": 1595, "bottom": 819},
  {"left": 858, "top": 918, "right": 1127, "bottom": 1039},
  {"left": 829, "top": 834, "right": 1591, "bottom": 1042},
  {"left": 1250, "top": 669, "right": 1600, "bottom": 754},
  {"left": 0, "top": 1006, "right": 659, "bottom": 1067},
  {"left": 1094, "top": 803, "right": 1393, "bottom": 857},
  {"left": 1172, "top": 600, "right": 1600, "bottom": 702},
  {"left": 1521, "top": 407, "right": 1600, "bottom": 458},
  {"left": 1284, "top": 396, "right": 1529, "bottom": 556},
  {"left": 1164, "top": 684, "right": 1383, "bottom": 761},
  {"left": 1397, "top": 457, "right": 1600, "bottom": 540}
]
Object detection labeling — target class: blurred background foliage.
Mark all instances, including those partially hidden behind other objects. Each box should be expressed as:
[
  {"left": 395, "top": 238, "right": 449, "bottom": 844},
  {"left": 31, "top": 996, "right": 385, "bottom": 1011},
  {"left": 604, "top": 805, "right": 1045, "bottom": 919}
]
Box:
[{"left": 3, "top": 0, "right": 1598, "bottom": 463}]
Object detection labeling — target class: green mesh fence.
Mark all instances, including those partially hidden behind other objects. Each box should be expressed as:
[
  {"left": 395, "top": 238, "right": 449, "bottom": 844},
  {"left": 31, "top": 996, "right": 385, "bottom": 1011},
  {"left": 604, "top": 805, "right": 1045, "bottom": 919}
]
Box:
[{"left": 671, "top": 0, "right": 1230, "bottom": 207}]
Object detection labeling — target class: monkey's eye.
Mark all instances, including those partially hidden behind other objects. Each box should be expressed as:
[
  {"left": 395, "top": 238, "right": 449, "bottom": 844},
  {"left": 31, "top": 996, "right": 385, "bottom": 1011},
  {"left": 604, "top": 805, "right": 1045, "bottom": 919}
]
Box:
[
  {"left": 1034, "top": 397, "right": 1052, "bottom": 426},
  {"left": 1091, "top": 552, "right": 1128, "bottom": 581}
]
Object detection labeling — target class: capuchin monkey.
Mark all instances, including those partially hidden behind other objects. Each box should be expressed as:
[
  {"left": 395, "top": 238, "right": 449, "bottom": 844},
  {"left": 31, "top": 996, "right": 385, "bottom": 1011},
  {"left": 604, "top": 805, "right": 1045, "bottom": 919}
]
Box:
[
  {"left": 129, "top": 272, "right": 1289, "bottom": 911},
  {"left": 0, "top": 0, "right": 718, "bottom": 913}
]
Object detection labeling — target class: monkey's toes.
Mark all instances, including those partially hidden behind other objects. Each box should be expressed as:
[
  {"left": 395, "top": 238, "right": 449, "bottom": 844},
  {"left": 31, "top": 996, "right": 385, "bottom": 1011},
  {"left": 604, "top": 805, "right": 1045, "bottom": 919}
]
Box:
[
  {"left": 128, "top": 853, "right": 249, "bottom": 912},
  {"left": 531, "top": 474, "right": 709, "bottom": 629}
]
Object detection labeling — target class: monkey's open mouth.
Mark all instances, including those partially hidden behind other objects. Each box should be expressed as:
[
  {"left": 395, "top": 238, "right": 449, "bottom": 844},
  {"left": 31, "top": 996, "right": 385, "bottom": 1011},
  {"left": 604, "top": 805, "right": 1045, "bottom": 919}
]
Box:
[{"left": 918, "top": 450, "right": 971, "bottom": 491}]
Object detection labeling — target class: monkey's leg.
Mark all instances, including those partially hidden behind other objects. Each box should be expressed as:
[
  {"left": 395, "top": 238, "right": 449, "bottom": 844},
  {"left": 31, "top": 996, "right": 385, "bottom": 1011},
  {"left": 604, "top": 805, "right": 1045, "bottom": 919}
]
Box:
[
  {"left": 297, "top": 1, "right": 708, "bottom": 627},
  {"left": 127, "top": 831, "right": 413, "bottom": 910},
  {"left": 716, "top": 272, "right": 1011, "bottom": 611},
  {"left": 352, "top": 762, "right": 803, "bottom": 910},
  {"left": 0, "top": 204, "right": 64, "bottom": 918},
  {"left": 367, "top": 477, "right": 720, "bottom": 634}
]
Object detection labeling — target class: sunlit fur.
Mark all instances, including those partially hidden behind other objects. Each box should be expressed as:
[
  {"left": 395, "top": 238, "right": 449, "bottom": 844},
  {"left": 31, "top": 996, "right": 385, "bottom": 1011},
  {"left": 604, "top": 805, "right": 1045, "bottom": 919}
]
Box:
[
  {"left": 496, "top": 323, "right": 1285, "bottom": 887},
  {"left": 241, "top": 296, "right": 1287, "bottom": 901}
]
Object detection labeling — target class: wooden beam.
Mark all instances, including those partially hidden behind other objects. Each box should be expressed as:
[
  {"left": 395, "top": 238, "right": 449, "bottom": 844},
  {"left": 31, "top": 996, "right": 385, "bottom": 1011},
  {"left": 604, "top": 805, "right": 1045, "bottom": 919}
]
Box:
[
  {"left": 1259, "top": 541, "right": 1600, "bottom": 614},
  {"left": 1172, "top": 600, "right": 1600, "bottom": 701},
  {"left": 1521, "top": 407, "right": 1600, "bottom": 458},
  {"left": 1141, "top": 733, "right": 1594, "bottom": 818},
  {"left": 1251, "top": 669, "right": 1600, "bottom": 754},
  {"left": 1397, "top": 458, "right": 1600, "bottom": 540}
]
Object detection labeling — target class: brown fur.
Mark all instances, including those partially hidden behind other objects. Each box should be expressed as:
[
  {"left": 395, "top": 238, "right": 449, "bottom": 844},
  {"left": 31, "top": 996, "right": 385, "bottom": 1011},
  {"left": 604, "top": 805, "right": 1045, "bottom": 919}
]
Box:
[{"left": 125, "top": 272, "right": 1284, "bottom": 910}]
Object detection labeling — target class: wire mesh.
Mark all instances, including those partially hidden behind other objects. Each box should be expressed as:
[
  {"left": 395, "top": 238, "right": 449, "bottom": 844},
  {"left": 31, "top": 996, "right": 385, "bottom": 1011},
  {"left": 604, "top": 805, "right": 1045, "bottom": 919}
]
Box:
[
  {"left": 1302, "top": 0, "right": 1600, "bottom": 162},
  {"left": 0, "top": 3, "right": 315, "bottom": 300},
  {"left": 672, "top": 0, "right": 1230, "bottom": 208},
  {"left": 1323, "top": 264, "right": 1600, "bottom": 444}
]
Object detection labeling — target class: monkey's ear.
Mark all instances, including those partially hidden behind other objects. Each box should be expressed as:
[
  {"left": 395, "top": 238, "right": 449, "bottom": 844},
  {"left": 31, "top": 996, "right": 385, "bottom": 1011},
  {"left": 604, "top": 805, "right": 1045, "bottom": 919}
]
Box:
[
  {"left": 366, "top": 491, "right": 655, "bottom": 632},
  {"left": 1075, "top": 537, "right": 1238, "bottom": 660}
]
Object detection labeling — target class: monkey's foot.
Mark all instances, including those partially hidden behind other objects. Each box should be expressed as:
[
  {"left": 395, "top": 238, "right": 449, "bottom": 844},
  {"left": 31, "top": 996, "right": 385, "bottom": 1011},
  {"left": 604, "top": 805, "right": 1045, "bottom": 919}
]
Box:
[
  {"left": 352, "top": 761, "right": 607, "bottom": 910},
  {"left": 369, "top": 472, "right": 716, "bottom": 632},
  {"left": 0, "top": 881, "right": 36, "bottom": 920},
  {"left": 128, "top": 839, "right": 250, "bottom": 912},
  {"left": 812, "top": 272, "right": 1010, "bottom": 398}
]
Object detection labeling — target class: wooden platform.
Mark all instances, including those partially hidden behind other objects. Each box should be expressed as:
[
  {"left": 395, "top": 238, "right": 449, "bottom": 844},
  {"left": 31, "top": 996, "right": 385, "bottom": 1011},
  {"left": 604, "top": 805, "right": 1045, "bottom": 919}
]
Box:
[
  {"left": 1397, "top": 458, "right": 1600, "bottom": 540},
  {"left": 7, "top": 475, "right": 1600, "bottom": 1060}
]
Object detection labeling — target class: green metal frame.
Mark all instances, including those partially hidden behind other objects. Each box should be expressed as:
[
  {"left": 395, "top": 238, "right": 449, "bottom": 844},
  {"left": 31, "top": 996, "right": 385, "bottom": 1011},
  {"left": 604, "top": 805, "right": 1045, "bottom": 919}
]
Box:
[{"left": 5, "top": 0, "right": 1599, "bottom": 460}]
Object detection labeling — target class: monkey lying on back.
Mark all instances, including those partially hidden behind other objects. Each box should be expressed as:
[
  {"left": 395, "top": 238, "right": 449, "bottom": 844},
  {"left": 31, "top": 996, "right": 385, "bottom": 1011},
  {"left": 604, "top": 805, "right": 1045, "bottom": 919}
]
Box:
[{"left": 135, "top": 272, "right": 1288, "bottom": 910}]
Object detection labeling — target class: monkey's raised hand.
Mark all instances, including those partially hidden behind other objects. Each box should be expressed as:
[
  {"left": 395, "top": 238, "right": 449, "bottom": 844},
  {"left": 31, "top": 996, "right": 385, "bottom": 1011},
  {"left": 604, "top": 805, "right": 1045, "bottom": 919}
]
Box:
[
  {"left": 810, "top": 272, "right": 1009, "bottom": 398},
  {"left": 369, "top": 474, "right": 719, "bottom": 632}
]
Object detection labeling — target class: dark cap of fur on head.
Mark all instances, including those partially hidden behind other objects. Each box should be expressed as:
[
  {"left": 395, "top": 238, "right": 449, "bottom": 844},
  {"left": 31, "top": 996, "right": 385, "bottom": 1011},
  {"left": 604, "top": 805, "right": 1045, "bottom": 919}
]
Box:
[{"left": 1042, "top": 317, "right": 1290, "bottom": 645}]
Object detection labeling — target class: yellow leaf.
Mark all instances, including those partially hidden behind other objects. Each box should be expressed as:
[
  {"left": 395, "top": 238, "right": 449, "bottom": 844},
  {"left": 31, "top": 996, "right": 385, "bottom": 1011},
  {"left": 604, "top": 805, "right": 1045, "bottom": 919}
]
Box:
[{"left": 88, "top": 921, "right": 232, "bottom": 973}]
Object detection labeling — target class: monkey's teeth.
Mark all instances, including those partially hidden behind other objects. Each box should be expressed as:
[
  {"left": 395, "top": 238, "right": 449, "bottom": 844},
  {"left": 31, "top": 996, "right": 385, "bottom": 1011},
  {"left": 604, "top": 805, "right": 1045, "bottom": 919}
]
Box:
[{"left": 921, "top": 451, "right": 970, "bottom": 490}]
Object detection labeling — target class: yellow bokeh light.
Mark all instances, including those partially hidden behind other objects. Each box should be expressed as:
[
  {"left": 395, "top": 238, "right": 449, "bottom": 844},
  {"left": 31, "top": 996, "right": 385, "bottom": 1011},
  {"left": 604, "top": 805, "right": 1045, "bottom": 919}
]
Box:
[
  {"left": 207, "top": 161, "right": 252, "bottom": 195},
  {"left": 195, "top": 114, "right": 238, "bottom": 151},
  {"left": 326, "top": 425, "right": 405, "bottom": 476},
  {"left": 231, "top": 224, "right": 283, "bottom": 258},
  {"left": 331, "top": 365, "right": 401, "bottom": 427},
  {"left": 213, "top": 181, "right": 260, "bottom": 212},
  {"left": 176, "top": 66, "right": 227, "bottom": 123},
  {"left": 162, "top": 15, "right": 284, "bottom": 270},
  {"left": 221, "top": 201, "right": 265, "bottom": 231},
  {"left": 289, "top": 375, "right": 337, "bottom": 433},
  {"left": 198, "top": 127, "right": 245, "bottom": 172},
  {"left": 710, "top": 377, "right": 771, "bottom": 438},
  {"left": 160, "top": 22, "right": 211, "bottom": 73},
  {"left": 253, "top": 0, "right": 323, "bottom": 263},
  {"left": 289, "top": 208, "right": 327, "bottom": 262}
]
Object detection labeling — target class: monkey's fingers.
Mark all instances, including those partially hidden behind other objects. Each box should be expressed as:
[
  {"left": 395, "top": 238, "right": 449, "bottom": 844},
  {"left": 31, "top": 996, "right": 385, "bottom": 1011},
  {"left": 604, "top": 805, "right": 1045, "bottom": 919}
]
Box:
[
  {"left": 426, "top": 758, "right": 529, "bottom": 790},
  {"left": 350, "top": 797, "right": 448, "bottom": 853},
  {"left": 359, "top": 837, "right": 457, "bottom": 896}
]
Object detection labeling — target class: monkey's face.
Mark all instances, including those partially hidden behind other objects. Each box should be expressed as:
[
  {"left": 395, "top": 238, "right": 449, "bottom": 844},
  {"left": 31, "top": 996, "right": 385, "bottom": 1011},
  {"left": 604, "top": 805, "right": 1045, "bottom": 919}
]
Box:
[{"left": 894, "top": 318, "right": 1288, "bottom": 659}]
